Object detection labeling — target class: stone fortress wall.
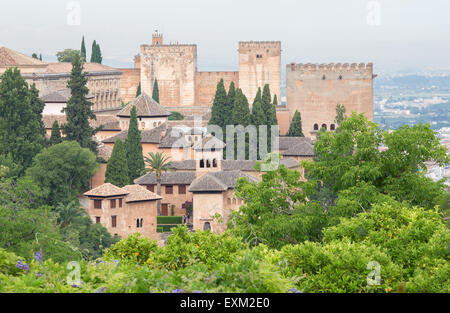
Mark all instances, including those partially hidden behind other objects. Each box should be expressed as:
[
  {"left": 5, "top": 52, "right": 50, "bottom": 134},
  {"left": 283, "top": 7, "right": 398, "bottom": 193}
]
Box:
[{"left": 286, "top": 62, "right": 374, "bottom": 137}]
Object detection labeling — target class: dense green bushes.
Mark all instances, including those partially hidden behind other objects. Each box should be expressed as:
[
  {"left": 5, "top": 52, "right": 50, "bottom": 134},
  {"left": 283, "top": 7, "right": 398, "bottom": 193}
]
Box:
[{"left": 157, "top": 216, "right": 182, "bottom": 225}]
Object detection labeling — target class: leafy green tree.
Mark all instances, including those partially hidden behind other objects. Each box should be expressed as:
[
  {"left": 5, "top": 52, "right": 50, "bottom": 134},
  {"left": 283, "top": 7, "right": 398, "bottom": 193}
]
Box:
[
  {"left": 136, "top": 82, "right": 141, "bottom": 97},
  {"left": 144, "top": 152, "right": 173, "bottom": 215},
  {"left": 229, "top": 161, "right": 327, "bottom": 249},
  {"left": 27, "top": 141, "right": 99, "bottom": 206},
  {"left": 286, "top": 110, "right": 304, "bottom": 137},
  {"left": 49, "top": 120, "right": 62, "bottom": 145},
  {"left": 303, "top": 113, "right": 449, "bottom": 214},
  {"left": 62, "top": 53, "right": 99, "bottom": 154},
  {"left": 56, "top": 49, "right": 80, "bottom": 63},
  {"left": 105, "top": 140, "right": 129, "bottom": 187},
  {"left": 80, "top": 36, "right": 87, "bottom": 62},
  {"left": 125, "top": 107, "right": 145, "bottom": 182},
  {"left": 32, "top": 53, "right": 38, "bottom": 59},
  {"left": 152, "top": 79, "right": 159, "bottom": 103},
  {"left": 0, "top": 68, "right": 45, "bottom": 173}
]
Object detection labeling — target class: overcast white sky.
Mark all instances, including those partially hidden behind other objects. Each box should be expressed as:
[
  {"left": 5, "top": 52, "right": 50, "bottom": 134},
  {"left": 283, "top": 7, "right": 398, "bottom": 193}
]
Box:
[{"left": 1, "top": 0, "right": 449, "bottom": 75}]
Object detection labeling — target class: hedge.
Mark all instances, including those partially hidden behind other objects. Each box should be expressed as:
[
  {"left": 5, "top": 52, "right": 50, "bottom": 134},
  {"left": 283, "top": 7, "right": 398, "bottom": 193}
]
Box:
[{"left": 157, "top": 216, "right": 182, "bottom": 225}]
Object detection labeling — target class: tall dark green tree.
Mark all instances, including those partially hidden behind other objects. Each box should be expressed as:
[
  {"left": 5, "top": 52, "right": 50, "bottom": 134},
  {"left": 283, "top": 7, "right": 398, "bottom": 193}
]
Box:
[
  {"left": 273, "top": 94, "right": 278, "bottom": 106},
  {"left": 50, "top": 120, "right": 63, "bottom": 145},
  {"left": 286, "top": 110, "right": 304, "bottom": 137},
  {"left": 251, "top": 99, "right": 266, "bottom": 159},
  {"left": 39, "top": 54, "right": 42, "bottom": 61},
  {"left": 105, "top": 140, "right": 129, "bottom": 187},
  {"left": 80, "top": 36, "right": 87, "bottom": 62},
  {"left": 62, "top": 54, "right": 99, "bottom": 154},
  {"left": 225, "top": 81, "right": 236, "bottom": 127},
  {"left": 253, "top": 87, "right": 262, "bottom": 106},
  {"left": 209, "top": 79, "right": 227, "bottom": 129},
  {"left": 0, "top": 68, "right": 45, "bottom": 173},
  {"left": 231, "top": 88, "right": 252, "bottom": 159},
  {"left": 261, "top": 84, "right": 277, "bottom": 152},
  {"left": 136, "top": 82, "right": 141, "bottom": 97},
  {"left": 125, "top": 106, "right": 145, "bottom": 182},
  {"left": 152, "top": 79, "right": 159, "bottom": 103},
  {"left": 90, "top": 40, "right": 102, "bottom": 64},
  {"left": 32, "top": 53, "right": 38, "bottom": 59}
]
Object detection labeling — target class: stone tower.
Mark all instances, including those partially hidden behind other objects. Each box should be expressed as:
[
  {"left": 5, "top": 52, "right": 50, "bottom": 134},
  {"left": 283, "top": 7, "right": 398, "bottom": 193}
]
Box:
[
  {"left": 238, "top": 41, "right": 281, "bottom": 106},
  {"left": 140, "top": 33, "right": 197, "bottom": 106},
  {"left": 286, "top": 63, "right": 374, "bottom": 138}
]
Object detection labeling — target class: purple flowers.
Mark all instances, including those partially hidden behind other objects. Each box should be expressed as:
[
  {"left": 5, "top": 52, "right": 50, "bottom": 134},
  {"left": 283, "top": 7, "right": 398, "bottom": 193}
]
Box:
[
  {"left": 94, "top": 287, "right": 107, "bottom": 293},
  {"left": 289, "top": 288, "right": 303, "bottom": 293},
  {"left": 34, "top": 250, "right": 43, "bottom": 265},
  {"left": 172, "top": 288, "right": 184, "bottom": 293},
  {"left": 35, "top": 272, "right": 42, "bottom": 278},
  {"left": 16, "top": 261, "right": 30, "bottom": 272}
]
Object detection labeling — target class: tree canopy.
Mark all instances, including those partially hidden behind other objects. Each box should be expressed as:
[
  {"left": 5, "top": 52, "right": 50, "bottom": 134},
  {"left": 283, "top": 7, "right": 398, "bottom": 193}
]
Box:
[{"left": 105, "top": 139, "right": 129, "bottom": 187}]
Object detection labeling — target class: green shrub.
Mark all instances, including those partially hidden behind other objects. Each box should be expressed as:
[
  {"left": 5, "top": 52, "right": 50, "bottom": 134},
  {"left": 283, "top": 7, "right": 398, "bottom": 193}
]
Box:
[
  {"left": 103, "top": 233, "right": 157, "bottom": 264},
  {"left": 156, "top": 226, "right": 163, "bottom": 233},
  {"left": 157, "top": 216, "right": 182, "bottom": 225}
]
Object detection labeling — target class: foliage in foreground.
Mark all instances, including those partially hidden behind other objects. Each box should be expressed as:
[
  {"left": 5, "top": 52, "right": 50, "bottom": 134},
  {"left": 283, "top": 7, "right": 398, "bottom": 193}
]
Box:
[{"left": 1, "top": 201, "right": 448, "bottom": 293}]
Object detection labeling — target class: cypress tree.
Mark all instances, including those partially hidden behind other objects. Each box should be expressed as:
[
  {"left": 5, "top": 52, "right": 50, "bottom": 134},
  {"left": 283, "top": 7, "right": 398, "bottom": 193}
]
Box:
[
  {"left": 39, "top": 54, "right": 42, "bottom": 61},
  {"left": 80, "top": 36, "right": 87, "bottom": 62},
  {"left": 231, "top": 89, "right": 251, "bottom": 160},
  {"left": 251, "top": 100, "right": 266, "bottom": 160},
  {"left": 261, "top": 84, "right": 272, "bottom": 118},
  {"left": 224, "top": 81, "right": 236, "bottom": 127},
  {"left": 96, "top": 42, "right": 102, "bottom": 64},
  {"left": 209, "top": 79, "right": 227, "bottom": 128},
  {"left": 0, "top": 68, "right": 45, "bottom": 173},
  {"left": 253, "top": 87, "right": 262, "bottom": 106},
  {"left": 62, "top": 53, "right": 99, "bottom": 154},
  {"left": 50, "top": 120, "right": 63, "bottom": 145},
  {"left": 286, "top": 110, "right": 304, "bottom": 137},
  {"left": 136, "top": 82, "right": 141, "bottom": 97},
  {"left": 152, "top": 79, "right": 159, "bottom": 103},
  {"left": 105, "top": 139, "right": 129, "bottom": 187},
  {"left": 90, "top": 40, "right": 97, "bottom": 63},
  {"left": 125, "top": 106, "right": 145, "bottom": 182},
  {"left": 273, "top": 94, "right": 278, "bottom": 106}
]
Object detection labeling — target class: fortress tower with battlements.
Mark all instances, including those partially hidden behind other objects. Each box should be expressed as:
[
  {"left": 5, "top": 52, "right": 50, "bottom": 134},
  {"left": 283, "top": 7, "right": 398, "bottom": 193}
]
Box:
[
  {"left": 286, "top": 62, "right": 374, "bottom": 138},
  {"left": 238, "top": 41, "right": 281, "bottom": 105}
]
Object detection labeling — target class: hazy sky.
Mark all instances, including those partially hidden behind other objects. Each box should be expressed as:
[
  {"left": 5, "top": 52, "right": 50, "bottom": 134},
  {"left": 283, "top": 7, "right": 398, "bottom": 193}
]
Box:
[{"left": 1, "top": 0, "right": 449, "bottom": 75}]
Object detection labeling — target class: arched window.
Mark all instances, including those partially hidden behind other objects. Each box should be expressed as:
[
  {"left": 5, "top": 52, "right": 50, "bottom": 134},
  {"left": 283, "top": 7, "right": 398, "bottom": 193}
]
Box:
[
  {"left": 330, "top": 124, "right": 336, "bottom": 131},
  {"left": 153, "top": 122, "right": 157, "bottom": 127},
  {"left": 203, "top": 222, "right": 211, "bottom": 231},
  {"left": 200, "top": 159, "right": 205, "bottom": 168},
  {"left": 206, "top": 159, "right": 211, "bottom": 168},
  {"left": 314, "top": 124, "right": 319, "bottom": 131},
  {"left": 212, "top": 159, "right": 217, "bottom": 168},
  {"left": 141, "top": 122, "right": 145, "bottom": 128},
  {"left": 189, "top": 136, "right": 192, "bottom": 142},
  {"left": 322, "top": 124, "right": 327, "bottom": 130}
]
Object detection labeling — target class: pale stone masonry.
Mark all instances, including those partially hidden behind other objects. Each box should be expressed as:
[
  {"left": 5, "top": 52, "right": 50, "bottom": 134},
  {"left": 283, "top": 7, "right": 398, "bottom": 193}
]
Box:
[{"left": 286, "top": 63, "right": 374, "bottom": 138}]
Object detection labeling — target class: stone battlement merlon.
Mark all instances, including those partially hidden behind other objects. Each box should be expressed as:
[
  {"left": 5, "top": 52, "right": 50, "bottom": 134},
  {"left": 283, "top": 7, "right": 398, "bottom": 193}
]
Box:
[
  {"left": 238, "top": 41, "right": 281, "bottom": 48},
  {"left": 287, "top": 62, "right": 373, "bottom": 73}
]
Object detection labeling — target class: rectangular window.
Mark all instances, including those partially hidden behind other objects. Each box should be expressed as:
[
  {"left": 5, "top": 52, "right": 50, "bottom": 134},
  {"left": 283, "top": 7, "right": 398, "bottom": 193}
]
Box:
[
  {"left": 119, "top": 198, "right": 122, "bottom": 208},
  {"left": 94, "top": 200, "right": 102, "bottom": 209},
  {"left": 166, "top": 185, "right": 173, "bottom": 194},
  {"left": 95, "top": 216, "right": 100, "bottom": 224},
  {"left": 110, "top": 199, "right": 116, "bottom": 208},
  {"left": 111, "top": 216, "right": 117, "bottom": 228},
  {"left": 178, "top": 185, "right": 186, "bottom": 194},
  {"left": 147, "top": 185, "right": 154, "bottom": 192}
]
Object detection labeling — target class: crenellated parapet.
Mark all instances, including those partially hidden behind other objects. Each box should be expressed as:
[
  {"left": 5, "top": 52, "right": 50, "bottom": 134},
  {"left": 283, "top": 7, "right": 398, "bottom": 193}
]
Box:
[
  {"left": 288, "top": 62, "right": 373, "bottom": 74},
  {"left": 238, "top": 41, "right": 281, "bottom": 48}
]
